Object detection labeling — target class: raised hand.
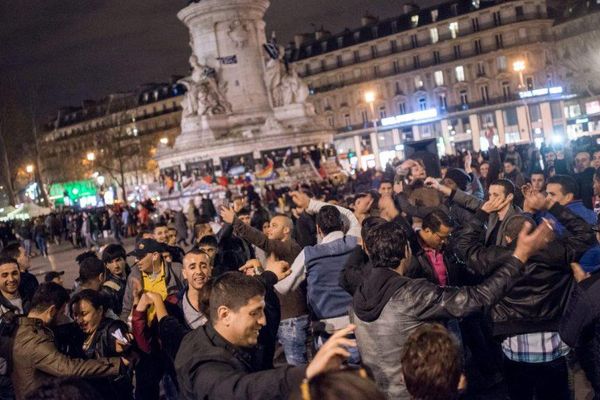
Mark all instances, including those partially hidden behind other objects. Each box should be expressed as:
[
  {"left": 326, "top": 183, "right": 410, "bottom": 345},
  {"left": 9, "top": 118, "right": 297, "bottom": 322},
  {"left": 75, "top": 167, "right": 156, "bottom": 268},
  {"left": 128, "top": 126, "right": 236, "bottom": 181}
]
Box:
[
  {"left": 481, "top": 196, "right": 512, "bottom": 214},
  {"left": 306, "top": 324, "right": 357, "bottom": 379},
  {"left": 219, "top": 206, "right": 236, "bottom": 224},
  {"left": 290, "top": 191, "right": 311, "bottom": 209},
  {"left": 512, "top": 219, "right": 554, "bottom": 263},
  {"left": 464, "top": 150, "right": 473, "bottom": 173},
  {"left": 424, "top": 177, "right": 441, "bottom": 191},
  {"left": 239, "top": 259, "right": 262, "bottom": 276}
]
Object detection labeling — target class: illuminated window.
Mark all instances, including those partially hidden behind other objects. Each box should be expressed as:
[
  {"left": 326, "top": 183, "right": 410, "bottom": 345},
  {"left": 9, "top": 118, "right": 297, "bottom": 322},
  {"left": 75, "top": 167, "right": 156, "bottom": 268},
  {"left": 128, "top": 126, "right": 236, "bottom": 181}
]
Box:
[
  {"left": 418, "top": 98, "right": 427, "bottom": 111},
  {"left": 449, "top": 22, "right": 459, "bottom": 39},
  {"left": 430, "top": 28, "right": 439, "bottom": 44},
  {"left": 455, "top": 65, "right": 465, "bottom": 82},
  {"left": 411, "top": 15, "right": 419, "bottom": 27},
  {"left": 434, "top": 70, "right": 444, "bottom": 86},
  {"left": 414, "top": 75, "right": 424, "bottom": 89},
  {"left": 431, "top": 9, "right": 439, "bottom": 22},
  {"left": 497, "top": 56, "right": 507, "bottom": 71}
]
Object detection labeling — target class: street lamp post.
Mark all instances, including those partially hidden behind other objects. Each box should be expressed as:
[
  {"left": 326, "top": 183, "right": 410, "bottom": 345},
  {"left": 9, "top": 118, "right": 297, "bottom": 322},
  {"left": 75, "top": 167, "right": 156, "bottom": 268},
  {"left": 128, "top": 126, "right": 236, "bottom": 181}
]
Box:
[
  {"left": 364, "top": 90, "right": 381, "bottom": 169},
  {"left": 513, "top": 59, "right": 532, "bottom": 143}
]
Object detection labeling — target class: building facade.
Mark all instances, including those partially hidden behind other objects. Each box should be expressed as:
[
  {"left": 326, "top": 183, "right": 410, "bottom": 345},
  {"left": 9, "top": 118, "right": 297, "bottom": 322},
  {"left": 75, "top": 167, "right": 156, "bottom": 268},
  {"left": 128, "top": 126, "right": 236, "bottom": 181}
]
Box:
[
  {"left": 289, "top": 0, "right": 600, "bottom": 169},
  {"left": 40, "top": 0, "right": 600, "bottom": 199}
]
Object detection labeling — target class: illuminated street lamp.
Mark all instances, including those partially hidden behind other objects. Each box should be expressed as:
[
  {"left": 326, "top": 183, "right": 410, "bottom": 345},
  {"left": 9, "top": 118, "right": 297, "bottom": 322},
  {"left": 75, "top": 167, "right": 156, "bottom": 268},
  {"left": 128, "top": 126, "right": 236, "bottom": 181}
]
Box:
[
  {"left": 86, "top": 152, "right": 96, "bottom": 161},
  {"left": 25, "top": 164, "right": 34, "bottom": 174},
  {"left": 513, "top": 60, "right": 526, "bottom": 88},
  {"left": 159, "top": 137, "right": 169, "bottom": 145},
  {"left": 364, "top": 91, "right": 376, "bottom": 104}
]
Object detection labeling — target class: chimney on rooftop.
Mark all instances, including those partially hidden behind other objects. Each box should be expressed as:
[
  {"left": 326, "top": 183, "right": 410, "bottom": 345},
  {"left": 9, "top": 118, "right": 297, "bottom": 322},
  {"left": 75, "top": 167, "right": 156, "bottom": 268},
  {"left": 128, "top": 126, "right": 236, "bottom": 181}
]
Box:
[{"left": 361, "top": 13, "right": 378, "bottom": 27}]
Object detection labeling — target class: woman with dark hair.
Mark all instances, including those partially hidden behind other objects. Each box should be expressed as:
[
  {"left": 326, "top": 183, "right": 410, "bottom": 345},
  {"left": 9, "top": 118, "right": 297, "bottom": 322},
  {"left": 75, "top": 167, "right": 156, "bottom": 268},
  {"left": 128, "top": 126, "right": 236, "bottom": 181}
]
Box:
[
  {"left": 70, "top": 289, "right": 134, "bottom": 400},
  {"left": 290, "top": 369, "right": 385, "bottom": 400}
]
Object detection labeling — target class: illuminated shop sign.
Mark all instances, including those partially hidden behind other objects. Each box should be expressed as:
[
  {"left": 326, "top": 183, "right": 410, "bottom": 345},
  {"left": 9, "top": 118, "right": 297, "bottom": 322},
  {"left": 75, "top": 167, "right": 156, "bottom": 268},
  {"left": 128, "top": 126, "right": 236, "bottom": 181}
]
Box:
[
  {"left": 518, "top": 86, "right": 563, "bottom": 99},
  {"left": 381, "top": 108, "right": 438, "bottom": 127}
]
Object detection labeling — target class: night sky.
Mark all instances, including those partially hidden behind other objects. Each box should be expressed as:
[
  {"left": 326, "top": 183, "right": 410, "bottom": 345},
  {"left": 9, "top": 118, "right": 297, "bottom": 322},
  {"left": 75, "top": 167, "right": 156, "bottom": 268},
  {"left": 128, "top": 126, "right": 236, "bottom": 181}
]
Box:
[{"left": 0, "top": 0, "right": 439, "bottom": 122}]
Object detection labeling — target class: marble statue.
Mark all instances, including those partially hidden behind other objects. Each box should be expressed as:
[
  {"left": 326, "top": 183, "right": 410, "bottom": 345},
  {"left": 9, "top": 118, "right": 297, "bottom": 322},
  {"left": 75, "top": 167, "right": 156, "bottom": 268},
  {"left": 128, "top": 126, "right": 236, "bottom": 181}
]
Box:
[
  {"left": 179, "top": 55, "right": 232, "bottom": 117},
  {"left": 264, "top": 45, "right": 310, "bottom": 107}
]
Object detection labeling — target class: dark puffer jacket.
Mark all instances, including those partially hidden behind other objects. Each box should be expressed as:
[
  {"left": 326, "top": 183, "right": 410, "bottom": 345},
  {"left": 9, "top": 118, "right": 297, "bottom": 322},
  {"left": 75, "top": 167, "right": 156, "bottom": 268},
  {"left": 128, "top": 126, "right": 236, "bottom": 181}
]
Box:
[{"left": 455, "top": 203, "right": 595, "bottom": 336}]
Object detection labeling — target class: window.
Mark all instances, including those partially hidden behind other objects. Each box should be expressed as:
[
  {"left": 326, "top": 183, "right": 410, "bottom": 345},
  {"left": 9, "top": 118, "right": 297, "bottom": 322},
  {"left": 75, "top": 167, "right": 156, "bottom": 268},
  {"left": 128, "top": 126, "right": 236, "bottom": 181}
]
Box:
[
  {"left": 455, "top": 65, "right": 465, "bottom": 82},
  {"left": 414, "top": 75, "right": 424, "bottom": 89},
  {"left": 501, "top": 81, "right": 511, "bottom": 100},
  {"left": 393, "top": 60, "right": 400, "bottom": 73},
  {"left": 413, "top": 55, "right": 420, "bottom": 69},
  {"left": 306, "top": 46, "right": 312, "bottom": 56},
  {"left": 361, "top": 110, "right": 369, "bottom": 124},
  {"left": 397, "top": 101, "right": 407, "bottom": 114},
  {"left": 480, "top": 85, "right": 490, "bottom": 103},
  {"left": 430, "top": 28, "right": 439, "bottom": 44},
  {"left": 373, "top": 65, "right": 380, "bottom": 77},
  {"left": 371, "top": 45, "right": 378, "bottom": 58},
  {"left": 504, "top": 107, "right": 518, "bottom": 126},
  {"left": 353, "top": 50, "right": 360, "bottom": 63},
  {"left": 495, "top": 34, "right": 504, "bottom": 49},
  {"left": 551, "top": 102, "right": 563, "bottom": 119},
  {"left": 327, "top": 116, "right": 335, "bottom": 127},
  {"left": 391, "top": 20, "right": 398, "bottom": 33},
  {"left": 497, "top": 56, "right": 507, "bottom": 72},
  {"left": 434, "top": 70, "right": 445, "bottom": 86},
  {"left": 472, "top": 17, "right": 480, "bottom": 32},
  {"left": 411, "top": 34, "right": 418, "bottom": 48},
  {"left": 433, "top": 50, "right": 441, "bottom": 64},
  {"left": 516, "top": 6, "right": 524, "bottom": 17},
  {"left": 344, "top": 114, "right": 351, "bottom": 126},
  {"left": 439, "top": 94, "right": 448, "bottom": 110},
  {"left": 418, "top": 98, "right": 427, "bottom": 111},
  {"left": 493, "top": 11, "right": 502, "bottom": 26},
  {"left": 449, "top": 22, "right": 459, "bottom": 39},
  {"left": 472, "top": 0, "right": 480, "bottom": 9},
  {"left": 518, "top": 28, "right": 527, "bottom": 39},
  {"left": 529, "top": 104, "right": 541, "bottom": 121},
  {"left": 337, "top": 55, "right": 343, "bottom": 67},
  {"left": 320, "top": 59, "right": 326, "bottom": 71},
  {"left": 305, "top": 64, "right": 311, "bottom": 75},
  {"left": 526, "top": 76, "right": 534, "bottom": 90},
  {"left": 460, "top": 90, "right": 469, "bottom": 105},
  {"left": 390, "top": 40, "right": 398, "bottom": 53},
  {"left": 379, "top": 106, "right": 387, "bottom": 119},
  {"left": 474, "top": 39, "right": 482, "bottom": 54},
  {"left": 453, "top": 45, "right": 461, "bottom": 59},
  {"left": 477, "top": 61, "right": 486, "bottom": 76},
  {"left": 372, "top": 26, "right": 379, "bottom": 38},
  {"left": 431, "top": 9, "right": 439, "bottom": 22},
  {"left": 451, "top": 3, "right": 459, "bottom": 16},
  {"left": 337, "top": 37, "right": 344, "bottom": 48},
  {"left": 395, "top": 81, "right": 402, "bottom": 95},
  {"left": 411, "top": 15, "right": 419, "bottom": 27},
  {"left": 353, "top": 32, "right": 360, "bottom": 41}
]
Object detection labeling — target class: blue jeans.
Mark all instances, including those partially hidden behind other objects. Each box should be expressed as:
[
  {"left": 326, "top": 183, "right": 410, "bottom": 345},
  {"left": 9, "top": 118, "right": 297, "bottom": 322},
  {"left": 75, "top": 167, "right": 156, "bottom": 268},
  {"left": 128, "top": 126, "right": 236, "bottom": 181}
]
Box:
[
  {"left": 22, "top": 240, "right": 32, "bottom": 257},
  {"left": 35, "top": 236, "right": 47, "bottom": 256},
  {"left": 278, "top": 315, "right": 309, "bottom": 365},
  {"left": 315, "top": 331, "right": 361, "bottom": 366}
]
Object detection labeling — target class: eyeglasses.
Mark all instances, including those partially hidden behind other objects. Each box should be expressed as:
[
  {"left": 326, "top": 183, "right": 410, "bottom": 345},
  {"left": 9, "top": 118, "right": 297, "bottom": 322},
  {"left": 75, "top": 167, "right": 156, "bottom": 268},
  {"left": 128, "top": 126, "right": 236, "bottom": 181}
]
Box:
[{"left": 433, "top": 231, "right": 452, "bottom": 242}]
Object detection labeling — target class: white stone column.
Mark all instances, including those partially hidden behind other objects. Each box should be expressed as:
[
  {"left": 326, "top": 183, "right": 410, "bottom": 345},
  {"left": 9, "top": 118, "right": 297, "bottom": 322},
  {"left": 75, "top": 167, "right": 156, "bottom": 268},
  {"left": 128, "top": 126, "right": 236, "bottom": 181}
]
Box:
[
  {"left": 370, "top": 131, "right": 381, "bottom": 169},
  {"left": 540, "top": 102, "right": 554, "bottom": 142},
  {"left": 353, "top": 135, "right": 363, "bottom": 170},
  {"left": 440, "top": 119, "right": 454, "bottom": 155},
  {"left": 412, "top": 125, "right": 420, "bottom": 142},
  {"left": 516, "top": 105, "right": 531, "bottom": 142},
  {"left": 468, "top": 114, "right": 481, "bottom": 151},
  {"left": 495, "top": 109, "right": 506, "bottom": 145}
]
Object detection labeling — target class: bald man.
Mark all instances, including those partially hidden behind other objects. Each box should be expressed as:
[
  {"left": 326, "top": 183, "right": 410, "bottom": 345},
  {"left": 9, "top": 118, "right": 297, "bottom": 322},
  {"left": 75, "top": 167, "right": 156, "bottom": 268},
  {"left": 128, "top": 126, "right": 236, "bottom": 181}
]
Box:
[{"left": 220, "top": 207, "right": 309, "bottom": 365}]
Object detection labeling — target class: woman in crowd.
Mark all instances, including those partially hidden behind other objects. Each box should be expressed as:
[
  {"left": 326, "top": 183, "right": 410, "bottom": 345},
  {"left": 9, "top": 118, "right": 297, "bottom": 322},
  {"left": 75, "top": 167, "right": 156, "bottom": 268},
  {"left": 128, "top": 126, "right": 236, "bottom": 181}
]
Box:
[{"left": 70, "top": 289, "right": 134, "bottom": 400}]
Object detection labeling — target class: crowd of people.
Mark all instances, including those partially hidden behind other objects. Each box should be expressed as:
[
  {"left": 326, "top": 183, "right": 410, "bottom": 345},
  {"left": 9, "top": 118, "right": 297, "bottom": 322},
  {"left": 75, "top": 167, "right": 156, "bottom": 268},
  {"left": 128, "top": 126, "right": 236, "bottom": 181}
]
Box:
[{"left": 0, "top": 131, "right": 600, "bottom": 400}]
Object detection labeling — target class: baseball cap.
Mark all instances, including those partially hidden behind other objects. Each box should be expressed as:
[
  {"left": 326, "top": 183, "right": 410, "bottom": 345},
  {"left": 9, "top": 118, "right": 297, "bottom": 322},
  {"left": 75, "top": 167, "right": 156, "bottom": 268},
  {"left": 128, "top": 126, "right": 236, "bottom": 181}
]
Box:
[
  {"left": 128, "top": 239, "right": 165, "bottom": 259},
  {"left": 44, "top": 271, "right": 64, "bottom": 283}
]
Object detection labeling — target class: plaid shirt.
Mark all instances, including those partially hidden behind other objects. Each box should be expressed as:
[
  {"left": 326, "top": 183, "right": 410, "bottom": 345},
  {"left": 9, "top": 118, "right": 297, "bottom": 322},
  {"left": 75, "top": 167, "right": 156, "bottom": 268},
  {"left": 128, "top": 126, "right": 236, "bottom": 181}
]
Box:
[{"left": 502, "top": 332, "right": 570, "bottom": 363}]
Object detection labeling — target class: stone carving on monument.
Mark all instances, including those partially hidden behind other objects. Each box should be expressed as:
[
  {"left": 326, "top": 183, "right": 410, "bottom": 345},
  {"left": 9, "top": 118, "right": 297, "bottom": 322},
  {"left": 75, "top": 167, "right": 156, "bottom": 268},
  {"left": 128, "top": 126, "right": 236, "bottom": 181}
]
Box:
[
  {"left": 265, "top": 46, "right": 310, "bottom": 108},
  {"left": 179, "top": 55, "right": 232, "bottom": 118},
  {"left": 228, "top": 20, "right": 250, "bottom": 48}
]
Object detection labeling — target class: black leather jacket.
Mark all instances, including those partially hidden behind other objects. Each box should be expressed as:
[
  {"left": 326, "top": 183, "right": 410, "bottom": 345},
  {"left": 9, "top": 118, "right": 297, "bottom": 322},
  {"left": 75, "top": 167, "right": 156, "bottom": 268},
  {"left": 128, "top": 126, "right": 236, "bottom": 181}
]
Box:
[{"left": 455, "top": 203, "right": 595, "bottom": 337}]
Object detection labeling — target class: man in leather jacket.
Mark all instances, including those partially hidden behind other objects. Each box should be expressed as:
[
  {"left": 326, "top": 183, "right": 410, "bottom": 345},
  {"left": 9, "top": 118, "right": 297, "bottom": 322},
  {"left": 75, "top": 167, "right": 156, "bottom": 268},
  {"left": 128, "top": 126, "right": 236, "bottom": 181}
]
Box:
[
  {"left": 352, "top": 218, "right": 553, "bottom": 400},
  {"left": 454, "top": 188, "right": 596, "bottom": 400}
]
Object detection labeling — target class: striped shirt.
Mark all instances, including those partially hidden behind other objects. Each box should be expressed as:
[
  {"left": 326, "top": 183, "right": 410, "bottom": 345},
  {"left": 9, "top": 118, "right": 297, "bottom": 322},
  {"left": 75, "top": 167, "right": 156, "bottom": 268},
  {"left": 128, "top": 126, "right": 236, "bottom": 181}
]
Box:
[{"left": 502, "top": 331, "right": 570, "bottom": 363}]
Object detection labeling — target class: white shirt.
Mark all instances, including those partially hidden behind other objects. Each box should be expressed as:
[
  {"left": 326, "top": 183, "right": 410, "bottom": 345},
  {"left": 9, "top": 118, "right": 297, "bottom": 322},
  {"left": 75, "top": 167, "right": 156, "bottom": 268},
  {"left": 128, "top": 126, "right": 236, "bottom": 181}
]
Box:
[{"left": 275, "top": 199, "right": 360, "bottom": 295}]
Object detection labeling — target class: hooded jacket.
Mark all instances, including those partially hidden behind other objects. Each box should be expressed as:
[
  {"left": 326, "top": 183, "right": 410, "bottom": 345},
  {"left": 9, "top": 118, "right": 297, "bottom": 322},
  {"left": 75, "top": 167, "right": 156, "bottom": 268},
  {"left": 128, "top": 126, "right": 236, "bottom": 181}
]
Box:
[{"left": 352, "top": 256, "right": 526, "bottom": 400}]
